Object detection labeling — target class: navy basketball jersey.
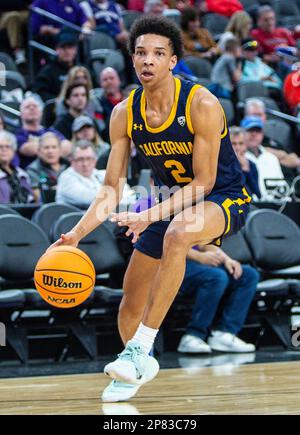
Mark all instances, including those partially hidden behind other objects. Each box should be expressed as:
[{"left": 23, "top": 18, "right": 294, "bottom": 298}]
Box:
[{"left": 127, "top": 77, "right": 243, "bottom": 195}]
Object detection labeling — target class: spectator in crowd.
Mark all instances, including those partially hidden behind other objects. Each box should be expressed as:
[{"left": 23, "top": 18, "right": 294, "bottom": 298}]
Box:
[
  {"left": 71, "top": 115, "right": 110, "bottom": 169},
  {"left": 170, "top": 0, "right": 192, "bottom": 13},
  {"left": 199, "top": 0, "right": 244, "bottom": 18},
  {"left": 16, "top": 96, "right": 71, "bottom": 168},
  {"left": 127, "top": 0, "right": 144, "bottom": 13},
  {"left": 53, "top": 82, "right": 89, "bottom": 140},
  {"left": 230, "top": 126, "right": 260, "bottom": 199},
  {"left": 33, "top": 32, "right": 80, "bottom": 102},
  {"left": 0, "top": 112, "right": 7, "bottom": 131},
  {"left": 56, "top": 140, "right": 135, "bottom": 208},
  {"left": 98, "top": 67, "right": 124, "bottom": 141},
  {"left": 241, "top": 116, "right": 286, "bottom": 201},
  {"left": 80, "top": 0, "right": 129, "bottom": 46},
  {"left": 251, "top": 5, "right": 296, "bottom": 66},
  {"left": 211, "top": 38, "right": 242, "bottom": 98},
  {"left": 181, "top": 8, "right": 219, "bottom": 59},
  {"left": 284, "top": 63, "right": 300, "bottom": 113},
  {"left": 0, "top": 130, "right": 34, "bottom": 204},
  {"left": 31, "top": 0, "right": 92, "bottom": 46},
  {"left": 241, "top": 38, "right": 282, "bottom": 98},
  {"left": 245, "top": 98, "right": 300, "bottom": 176},
  {"left": 0, "top": 1, "right": 30, "bottom": 65},
  {"left": 218, "top": 11, "right": 252, "bottom": 53},
  {"left": 144, "top": 0, "right": 165, "bottom": 15},
  {"left": 56, "top": 65, "right": 105, "bottom": 132},
  {"left": 177, "top": 243, "right": 258, "bottom": 353},
  {"left": 26, "top": 132, "right": 69, "bottom": 203}
]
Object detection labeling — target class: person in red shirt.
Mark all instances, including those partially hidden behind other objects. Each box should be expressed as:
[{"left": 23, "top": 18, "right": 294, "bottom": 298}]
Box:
[
  {"left": 199, "top": 0, "right": 243, "bottom": 18},
  {"left": 283, "top": 64, "right": 300, "bottom": 113},
  {"left": 251, "top": 5, "right": 296, "bottom": 65}
]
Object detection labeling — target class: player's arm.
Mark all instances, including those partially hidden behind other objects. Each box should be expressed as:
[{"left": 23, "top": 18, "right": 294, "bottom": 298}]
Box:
[
  {"left": 145, "top": 88, "right": 223, "bottom": 221},
  {"left": 49, "top": 100, "right": 131, "bottom": 248}
]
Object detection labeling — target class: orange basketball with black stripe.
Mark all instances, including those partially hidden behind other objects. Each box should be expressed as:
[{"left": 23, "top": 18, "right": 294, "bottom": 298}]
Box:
[{"left": 34, "top": 246, "right": 96, "bottom": 309}]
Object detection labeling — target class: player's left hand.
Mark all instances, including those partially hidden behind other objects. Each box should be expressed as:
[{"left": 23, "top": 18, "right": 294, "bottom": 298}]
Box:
[
  {"left": 110, "top": 212, "right": 152, "bottom": 243},
  {"left": 224, "top": 258, "right": 243, "bottom": 280}
]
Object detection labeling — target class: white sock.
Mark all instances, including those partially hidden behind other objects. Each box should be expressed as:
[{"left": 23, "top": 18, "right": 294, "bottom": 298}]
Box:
[{"left": 131, "top": 323, "right": 159, "bottom": 355}]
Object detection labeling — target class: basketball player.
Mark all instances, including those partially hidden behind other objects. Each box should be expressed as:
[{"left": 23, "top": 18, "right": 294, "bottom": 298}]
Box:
[{"left": 50, "top": 15, "right": 251, "bottom": 401}]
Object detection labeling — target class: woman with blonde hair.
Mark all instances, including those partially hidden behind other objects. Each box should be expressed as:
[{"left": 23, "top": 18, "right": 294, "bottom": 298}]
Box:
[{"left": 218, "top": 11, "right": 252, "bottom": 52}]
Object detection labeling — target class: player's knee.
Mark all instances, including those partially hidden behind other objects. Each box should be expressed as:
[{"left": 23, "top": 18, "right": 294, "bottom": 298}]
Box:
[{"left": 164, "top": 226, "right": 189, "bottom": 251}]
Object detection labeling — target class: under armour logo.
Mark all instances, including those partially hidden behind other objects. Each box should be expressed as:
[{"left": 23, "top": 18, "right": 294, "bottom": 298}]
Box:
[
  {"left": 177, "top": 116, "right": 186, "bottom": 127},
  {"left": 133, "top": 123, "right": 143, "bottom": 131}
]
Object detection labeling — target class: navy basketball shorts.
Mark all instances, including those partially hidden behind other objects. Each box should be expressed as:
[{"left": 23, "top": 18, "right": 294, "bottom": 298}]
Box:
[{"left": 134, "top": 188, "right": 251, "bottom": 260}]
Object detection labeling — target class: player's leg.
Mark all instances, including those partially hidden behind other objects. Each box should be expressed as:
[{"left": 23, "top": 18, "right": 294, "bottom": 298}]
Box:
[
  {"left": 142, "top": 201, "right": 225, "bottom": 329},
  {"left": 104, "top": 201, "right": 226, "bottom": 384},
  {"left": 118, "top": 249, "right": 160, "bottom": 344},
  {"left": 102, "top": 249, "right": 160, "bottom": 402}
]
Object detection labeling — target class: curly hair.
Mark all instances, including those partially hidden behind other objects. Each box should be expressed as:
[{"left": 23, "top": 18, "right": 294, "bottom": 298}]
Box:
[{"left": 128, "top": 15, "right": 183, "bottom": 59}]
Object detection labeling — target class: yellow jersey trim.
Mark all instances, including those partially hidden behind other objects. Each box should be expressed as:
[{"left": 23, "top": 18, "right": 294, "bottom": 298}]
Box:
[
  {"left": 220, "top": 106, "right": 228, "bottom": 139},
  {"left": 221, "top": 187, "right": 252, "bottom": 235},
  {"left": 140, "top": 77, "right": 181, "bottom": 134},
  {"left": 185, "top": 84, "right": 202, "bottom": 134},
  {"left": 127, "top": 89, "right": 135, "bottom": 139}
]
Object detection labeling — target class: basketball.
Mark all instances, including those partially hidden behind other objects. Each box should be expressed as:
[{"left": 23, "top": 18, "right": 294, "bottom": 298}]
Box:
[{"left": 34, "top": 246, "right": 96, "bottom": 309}]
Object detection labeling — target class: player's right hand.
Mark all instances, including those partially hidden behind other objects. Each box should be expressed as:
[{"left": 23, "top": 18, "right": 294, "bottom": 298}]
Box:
[{"left": 47, "top": 231, "right": 80, "bottom": 252}]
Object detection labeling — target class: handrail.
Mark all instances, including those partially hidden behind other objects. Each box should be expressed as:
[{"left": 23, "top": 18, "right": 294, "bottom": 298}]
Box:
[
  {"left": 0, "top": 103, "right": 20, "bottom": 117},
  {"left": 30, "top": 6, "right": 84, "bottom": 34},
  {"left": 29, "top": 40, "right": 57, "bottom": 57},
  {"left": 266, "top": 108, "right": 300, "bottom": 124}
]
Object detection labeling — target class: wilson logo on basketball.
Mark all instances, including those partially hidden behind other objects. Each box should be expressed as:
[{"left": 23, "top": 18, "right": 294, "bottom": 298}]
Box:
[{"left": 42, "top": 274, "right": 82, "bottom": 289}]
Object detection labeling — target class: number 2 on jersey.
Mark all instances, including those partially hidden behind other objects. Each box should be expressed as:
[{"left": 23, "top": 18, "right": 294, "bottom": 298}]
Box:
[{"left": 164, "top": 160, "right": 193, "bottom": 183}]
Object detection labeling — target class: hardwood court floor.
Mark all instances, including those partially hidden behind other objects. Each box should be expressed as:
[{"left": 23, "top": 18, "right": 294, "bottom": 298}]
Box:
[{"left": 1, "top": 361, "right": 300, "bottom": 415}]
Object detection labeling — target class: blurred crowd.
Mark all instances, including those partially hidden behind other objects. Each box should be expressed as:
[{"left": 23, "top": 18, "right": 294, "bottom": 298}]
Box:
[{"left": 0, "top": 0, "right": 300, "bottom": 208}]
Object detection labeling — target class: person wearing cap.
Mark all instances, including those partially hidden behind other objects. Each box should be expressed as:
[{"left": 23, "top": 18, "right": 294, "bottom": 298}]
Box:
[
  {"left": 245, "top": 98, "right": 300, "bottom": 177},
  {"left": 72, "top": 115, "right": 111, "bottom": 169},
  {"left": 31, "top": 0, "right": 92, "bottom": 46},
  {"left": 241, "top": 37, "right": 281, "bottom": 97},
  {"left": 33, "top": 32, "right": 81, "bottom": 102},
  {"left": 26, "top": 132, "right": 69, "bottom": 203},
  {"left": 53, "top": 82, "right": 90, "bottom": 140},
  {"left": 241, "top": 116, "right": 285, "bottom": 201}
]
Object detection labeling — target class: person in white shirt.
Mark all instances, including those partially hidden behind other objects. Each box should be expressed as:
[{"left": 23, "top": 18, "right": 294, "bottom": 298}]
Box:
[
  {"left": 241, "top": 116, "right": 287, "bottom": 201},
  {"left": 56, "top": 140, "right": 135, "bottom": 208}
]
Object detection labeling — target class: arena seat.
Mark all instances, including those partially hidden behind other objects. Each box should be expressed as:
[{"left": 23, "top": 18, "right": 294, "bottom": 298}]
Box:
[
  {"left": 219, "top": 98, "right": 235, "bottom": 126},
  {"left": 32, "top": 203, "right": 80, "bottom": 242},
  {"left": 244, "top": 209, "right": 300, "bottom": 273},
  {"left": 276, "top": 0, "right": 300, "bottom": 19},
  {"left": 0, "top": 52, "right": 18, "bottom": 72},
  {"left": 0, "top": 205, "right": 19, "bottom": 216},
  {"left": 264, "top": 119, "right": 293, "bottom": 151},
  {"left": 91, "top": 49, "right": 125, "bottom": 83},
  {"left": 202, "top": 13, "right": 229, "bottom": 36},
  {"left": 0, "top": 70, "right": 26, "bottom": 93},
  {"left": 89, "top": 31, "right": 117, "bottom": 52},
  {"left": 0, "top": 215, "right": 49, "bottom": 283},
  {"left": 121, "top": 10, "right": 142, "bottom": 30},
  {"left": 184, "top": 56, "right": 212, "bottom": 79},
  {"left": 221, "top": 228, "right": 292, "bottom": 349},
  {"left": 237, "top": 81, "right": 269, "bottom": 102}
]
